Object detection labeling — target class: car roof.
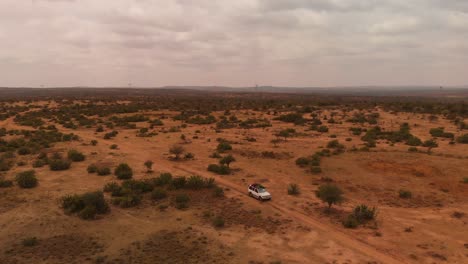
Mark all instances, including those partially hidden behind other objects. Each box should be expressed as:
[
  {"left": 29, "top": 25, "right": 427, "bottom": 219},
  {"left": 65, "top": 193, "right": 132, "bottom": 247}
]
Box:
[{"left": 250, "top": 183, "right": 265, "bottom": 188}]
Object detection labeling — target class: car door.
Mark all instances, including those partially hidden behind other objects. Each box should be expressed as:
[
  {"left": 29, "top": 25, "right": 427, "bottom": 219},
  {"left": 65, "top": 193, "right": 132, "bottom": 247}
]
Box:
[{"left": 253, "top": 188, "right": 259, "bottom": 198}]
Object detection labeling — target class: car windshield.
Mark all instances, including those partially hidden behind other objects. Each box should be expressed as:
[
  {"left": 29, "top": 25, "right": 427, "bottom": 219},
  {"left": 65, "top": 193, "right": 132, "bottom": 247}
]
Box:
[{"left": 257, "top": 188, "right": 267, "bottom": 193}]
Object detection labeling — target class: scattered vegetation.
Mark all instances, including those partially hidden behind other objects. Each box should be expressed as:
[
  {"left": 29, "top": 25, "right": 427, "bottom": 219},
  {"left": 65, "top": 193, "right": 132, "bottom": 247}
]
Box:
[{"left": 61, "top": 191, "right": 110, "bottom": 220}]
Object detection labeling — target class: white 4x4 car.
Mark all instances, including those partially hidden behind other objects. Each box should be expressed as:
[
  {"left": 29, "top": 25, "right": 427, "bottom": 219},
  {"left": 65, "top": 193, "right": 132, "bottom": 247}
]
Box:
[{"left": 248, "top": 183, "right": 271, "bottom": 201}]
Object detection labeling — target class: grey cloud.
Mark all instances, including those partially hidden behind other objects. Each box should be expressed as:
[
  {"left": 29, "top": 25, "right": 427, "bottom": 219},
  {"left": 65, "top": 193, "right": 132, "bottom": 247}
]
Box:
[{"left": 0, "top": 0, "right": 466, "bottom": 87}]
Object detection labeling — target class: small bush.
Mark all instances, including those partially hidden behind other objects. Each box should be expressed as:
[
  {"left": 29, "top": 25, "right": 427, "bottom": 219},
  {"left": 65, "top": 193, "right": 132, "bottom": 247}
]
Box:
[
  {"left": 210, "top": 152, "right": 222, "bottom": 158},
  {"left": 152, "top": 173, "right": 173, "bottom": 186},
  {"left": 49, "top": 159, "right": 71, "bottom": 171},
  {"left": 18, "top": 147, "right": 31, "bottom": 156},
  {"left": 144, "top": 160, "right": 153, "bottom": 172},
  {"left": 97, "top": 167, "right": 111, "bottom": 176},
  {"left": 186, "top": 175, "right": 205, "bottom": 189},
  {"left": 61, "top": 191, "right": 110, "bottom": 220},
  {"left": 422, "top": 139, "right": 438, "bottom": 148},
  {"left": 463, "top": 177, "right": 468, "bottom": 184},
  {"left": 217, "top": 142, "right": 232, "bottom": 153},
  {"left": 22, "top": 237, "right": 38, "bottom": 247},
  {"left": 408, "top": 147, "right": 418, "bottom": 152},
  {"left": 184, "top": 152, "right": 195, "bottom": 159},
  {"left": 212, "top": 216, "right": 225, "bottom": 228},
  {"left": 103, "top": 182, "right": 120, "bottom": 193},
  {"left": 207, "top": 164, "right": 230, "bottom": 175},
  {"left": 87, "top": 164, "right": 98, "bottom": 173},
  {"left": 287, "top": 183, "right": 300, "bottom": 195},
  {"left": 310, "top": 166, "right": 322, "bottom": 174},
  {"left": 353, "top": 204, "right": 377, "bottom": 222},
  {"left": 68, "top": 149, "right": 85, "bottom": 162},
  {"left": 110, "top": 144, "right": 118, "bottom": 150},
  {"left": 399, "top": 189, "right": 412, "bottom": 199},
  {"left": 114, "top": 163, "right": 133, "bottom": 179},
  {"left": 151, "top": 188, "right": 167, "bottom": 201},
  {"left": 122, "top": 179, "right": 153, "bottom": 193},
  {"left": 0, "top": 179, "right": 13, "bottom": 188},
  {"left": 175, "top": 193, "right": 190, "bottom": 209},
  {"left": 456, "top": 134, "right": 468, "bottom": 144},
  {"left": 213, "top": 186, "right": 224, "bottom": 197},
  {"left": 32, "top": 159, "right": 46, "bottom": 168},
  {"left": 16, "top": 170, "right": 38, "bottom": 188},
  {"left": 112, "top": 193, "right": 142, "bottom": 208},
  {"left": 342, "top": 215, "right": 359, "bottom": 228},
  {"left": 295, "top": 157, "right": 310, "bottom": 167},
  {"left": 171, "top": 176, "right": 187, "bottom": 189},
  {"left": 169, "top": 144, "right": 185, "bottom": 159}
]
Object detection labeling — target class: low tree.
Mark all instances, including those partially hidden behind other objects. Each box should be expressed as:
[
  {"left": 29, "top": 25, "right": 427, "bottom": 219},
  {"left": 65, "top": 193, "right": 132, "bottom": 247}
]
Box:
[
  {"left": 315, "top": 184, "right": 344, "bottom": 210},
  {"left": 144, "top": 160, "right": 154, "bottom": 172},
  {"left": 169, "top": 145, "right": 185, "bottom": 160},
  {"left": 219, "top": 155, "right": 236, "bottom": 168}
]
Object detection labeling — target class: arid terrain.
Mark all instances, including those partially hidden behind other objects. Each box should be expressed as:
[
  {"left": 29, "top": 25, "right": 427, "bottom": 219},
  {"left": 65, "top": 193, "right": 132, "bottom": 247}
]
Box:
[{"left": 0, "top": 90, "right": 467, "bottom": 264}]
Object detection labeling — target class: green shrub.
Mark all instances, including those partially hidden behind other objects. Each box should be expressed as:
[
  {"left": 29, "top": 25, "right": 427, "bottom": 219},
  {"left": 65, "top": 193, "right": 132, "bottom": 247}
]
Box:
[
  {"left": 169, "top": 144, "right": 185, "bottom": 159},
  {"left": 0, "top": 179, "right": 13, "bottom": 188},
  {"left": 287, "top": 183, "right": 300, "bottom": 195},
  {"left": 122, "top": 179, "right": 153, "bottom": 193},
  {"left": 15, "top": 170, "right": 38, "bottom": 188},
  {"left": 87, "top": 164, "right": 98, "bottom": 173},
  {"left": 171, "top": 176, "right": 187, "bottom": 189},
  {"left": 152, "top": 173, "right": 173, "bottom": 186},
  {"left": 422, "top": 139, "right": 438, "bottom": 148},
  {"left": 408, "top": 147, "right": 418, "bottom": 152},
  {"left": 310, "top": 166, "right": 322, "bottom": 174},
  {"left": 207, "top": 164, "right": 230, "bottom": 175},
  {"left": 151, "top": 188, "right": 167, "bottom": 201},
  {"left": 213, "top": 186, "right": 224, "bottom": 197},
  {"left": 186, "top": 175, "right": 205, "bottom": 189},
  {"left": 342, "top": 215, "right": 359, "bottom": 228},
  {"left": 22, "top": 237, "right": 38, "bottom": 247},
  {"left": 210, "top": 152, "right": 222, "bottom": 158},
  {"left": 68, "top": 149, "right": 85, "bottom": 162},
  {"left": 49, "top": 159, "right": 71, "bottom": 171},
  {"left": 175, "top": 193, "right": 190, "bottom": 209},
  {"left": 406, "top": 136, "right": 422, "bottom": 146},
  {"left": 103, "top": 182, "right": 120, "bottom": 193},
  {"left": 144, "top": 160, "right": 153, "bottom": 172},
  {"left": 456, "top": 134, "right": 468, "bottom": 144},
  {"left": 184, "top": 152, "right": 195, "bottom": 159},
  {"left": 112, "top": 193, "right": 142, "bottom": 208},
  {"left": 463, "top": 177, "right": 468, "bottom": 184},
  {"left": 17, "top": 147, "right": 31, "bottom": 156},
  {"left": 114, "top": 163, "right": 133, "bottom": 179},
  {"left": 399, "top": 189, "right": 412, "bottom": 199},
  {"left": 110, "top": 144, "right": 118, "bottom": 150},
  {"left": 315, "top": 184, "right": 344, "bottom": 209},
  {"left": 32, "top": 159, "right": 46, "bottom": 168},
  {"left": 212, "top": 216, "right": 225, "bottom": 228},
  {"left": 317, "top": 126, "right": 329, "bottom": 133},
  {"left": 295, "top": 157, "right": 310, "bottom": 167},
  {"left": 97, "top": 167, "right": 111, "bottom": 176},
  {"left": 353, "top": 205, "right": 377, "bottom": 222},
  {"left": 217, "top": 142, "right": 232, "bottom": 153},
  {"left": 327, "top": 140, "right": 344, "bottom": 149},
  {"left": 61, "top": 191, "right": 109, "bottom": 220}
]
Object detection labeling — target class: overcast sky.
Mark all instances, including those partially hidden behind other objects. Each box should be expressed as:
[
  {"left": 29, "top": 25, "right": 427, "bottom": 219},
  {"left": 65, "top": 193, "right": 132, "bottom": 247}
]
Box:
[{"left": 0, "top": 0, "right": 467, "bottom": 87}]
